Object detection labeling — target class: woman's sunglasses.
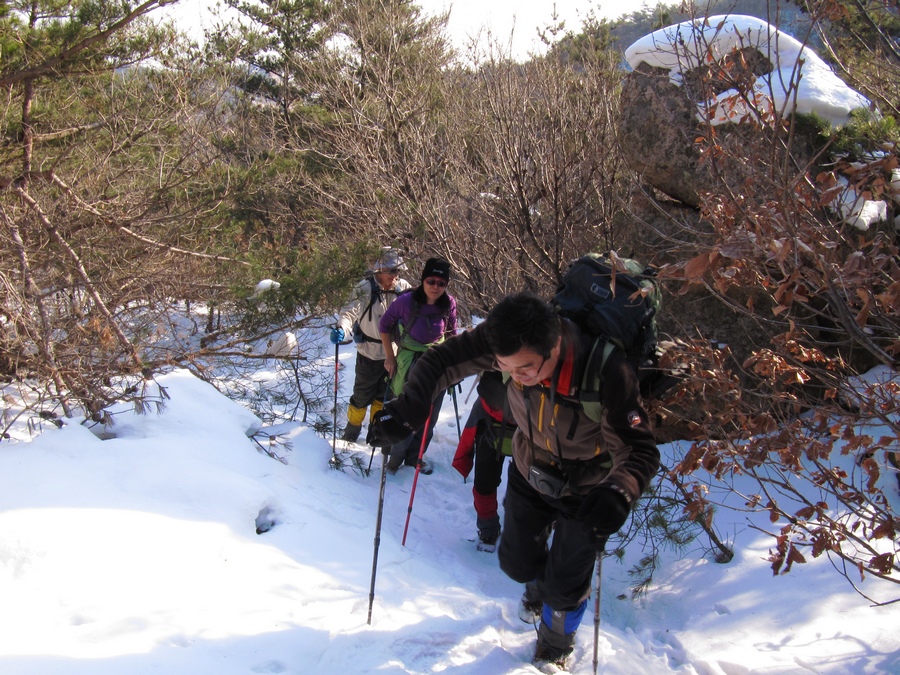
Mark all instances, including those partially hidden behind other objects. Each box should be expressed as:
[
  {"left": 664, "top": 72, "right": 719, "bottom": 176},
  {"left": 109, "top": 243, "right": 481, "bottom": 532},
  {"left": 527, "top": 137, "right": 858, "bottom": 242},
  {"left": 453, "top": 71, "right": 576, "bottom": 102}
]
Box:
[{"left": 424, "top": 278, "right": 447, "bottom": 288}]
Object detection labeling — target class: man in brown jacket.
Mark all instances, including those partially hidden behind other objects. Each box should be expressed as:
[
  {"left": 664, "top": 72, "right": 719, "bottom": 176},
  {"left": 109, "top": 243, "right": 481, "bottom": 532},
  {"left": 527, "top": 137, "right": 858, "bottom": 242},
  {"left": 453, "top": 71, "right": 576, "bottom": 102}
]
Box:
[{"left": 368, "top": 292, "right": 659, "bottom": 670}]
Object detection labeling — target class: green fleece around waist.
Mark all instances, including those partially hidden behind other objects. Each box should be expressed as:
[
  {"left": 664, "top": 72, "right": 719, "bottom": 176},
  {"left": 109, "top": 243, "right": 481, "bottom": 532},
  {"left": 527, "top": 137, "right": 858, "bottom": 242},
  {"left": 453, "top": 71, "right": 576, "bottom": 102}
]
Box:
[{"left": 391, "top": 333, "right": 442, "bottom": 397}]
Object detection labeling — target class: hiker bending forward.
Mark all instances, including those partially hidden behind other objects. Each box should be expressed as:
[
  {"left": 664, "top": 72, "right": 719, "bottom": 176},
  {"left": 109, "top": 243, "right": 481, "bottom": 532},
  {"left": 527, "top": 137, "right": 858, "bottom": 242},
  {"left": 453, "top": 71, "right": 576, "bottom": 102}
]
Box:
[{"left": 369, "top": 292, "right": 659, "bottom": 667}]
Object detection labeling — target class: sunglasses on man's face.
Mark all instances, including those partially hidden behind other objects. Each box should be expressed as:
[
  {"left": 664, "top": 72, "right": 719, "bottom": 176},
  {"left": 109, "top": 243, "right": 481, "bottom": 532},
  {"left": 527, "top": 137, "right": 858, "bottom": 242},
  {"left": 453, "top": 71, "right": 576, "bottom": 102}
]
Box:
[
  {"left": 424, "top": 278, "right": 447, "bottom": 288},
  {"left": 377, "top": 268, "right": 400, "bottom": 275}
]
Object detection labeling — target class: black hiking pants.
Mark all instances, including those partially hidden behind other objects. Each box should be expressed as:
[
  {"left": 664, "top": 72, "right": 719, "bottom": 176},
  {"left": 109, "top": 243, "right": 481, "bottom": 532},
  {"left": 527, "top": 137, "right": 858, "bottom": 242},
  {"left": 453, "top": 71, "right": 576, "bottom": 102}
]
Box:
[
  {"left": 497, "top": 463, "right": 598, "bottom": 612},
  {"left": 348, "top": 353, "right": 389, "bottom": 411}
]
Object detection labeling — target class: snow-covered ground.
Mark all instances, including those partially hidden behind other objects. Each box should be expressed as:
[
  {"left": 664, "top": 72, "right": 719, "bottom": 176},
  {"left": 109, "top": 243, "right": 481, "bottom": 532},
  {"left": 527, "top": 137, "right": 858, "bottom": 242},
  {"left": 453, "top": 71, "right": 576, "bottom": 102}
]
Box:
[{"left": 0, "top": 341, "right": 897, "bottom": 674}]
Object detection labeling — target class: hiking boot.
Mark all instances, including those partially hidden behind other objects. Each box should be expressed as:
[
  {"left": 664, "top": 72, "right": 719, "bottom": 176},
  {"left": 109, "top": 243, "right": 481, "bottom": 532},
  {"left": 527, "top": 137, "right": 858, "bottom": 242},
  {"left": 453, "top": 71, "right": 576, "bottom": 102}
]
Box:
[
  {"left": 386, "top": 457, "right": 402, "bottom": 475},
  {"left": 518, "top": 582, "right": 542, "bottom": 624},
  {"left": 410, "top": 457, "right": 433, "bottom": 475},
  {"left": 532, "top": 641, "right": 573, "bottom": 672},
  {"left": 477, "top": 526, "right": 500, "bottom": 547},
  {"left": 532, "top": 602, "right": 581, "bottom": 671},
  {"left": 476, "top": 514, "right": 501, "bottom": 551},
  {"left": 518, "top": 598, "right": 542, "bottom": 624},
  {"left": 340, "top": 423, "right": 362, "bottom": 443}
]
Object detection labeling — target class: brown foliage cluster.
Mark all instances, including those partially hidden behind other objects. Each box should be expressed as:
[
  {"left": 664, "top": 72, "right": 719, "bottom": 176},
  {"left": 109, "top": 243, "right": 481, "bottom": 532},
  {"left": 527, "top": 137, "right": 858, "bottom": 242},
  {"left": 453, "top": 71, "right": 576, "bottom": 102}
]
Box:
[{"left": 643, "top": 14, "right": 900, "bottom": 595}]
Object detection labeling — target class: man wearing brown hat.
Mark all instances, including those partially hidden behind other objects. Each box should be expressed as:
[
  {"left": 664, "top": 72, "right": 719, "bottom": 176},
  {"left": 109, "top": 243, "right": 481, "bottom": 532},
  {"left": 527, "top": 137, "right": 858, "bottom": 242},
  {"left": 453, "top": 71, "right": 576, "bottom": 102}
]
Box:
[{"left": 330, "top": 248, "right": 411, "bottom": 442}]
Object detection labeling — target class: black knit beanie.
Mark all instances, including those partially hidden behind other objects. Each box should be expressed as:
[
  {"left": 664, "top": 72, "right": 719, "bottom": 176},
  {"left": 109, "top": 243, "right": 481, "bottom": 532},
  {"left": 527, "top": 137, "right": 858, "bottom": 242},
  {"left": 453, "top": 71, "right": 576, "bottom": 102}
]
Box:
[{"left": 421, "top": 258, "right": 451, "bottom": 282}]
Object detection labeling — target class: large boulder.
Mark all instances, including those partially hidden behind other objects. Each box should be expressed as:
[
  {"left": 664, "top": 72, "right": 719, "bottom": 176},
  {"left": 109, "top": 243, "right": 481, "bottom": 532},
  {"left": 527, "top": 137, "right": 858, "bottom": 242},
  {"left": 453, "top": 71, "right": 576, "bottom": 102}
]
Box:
[
  {"left": 618, "top": 15, "right": 870, "bottom": 207},
  {"left": 619, "top": 60, "right": 711, "bottom": 207}
]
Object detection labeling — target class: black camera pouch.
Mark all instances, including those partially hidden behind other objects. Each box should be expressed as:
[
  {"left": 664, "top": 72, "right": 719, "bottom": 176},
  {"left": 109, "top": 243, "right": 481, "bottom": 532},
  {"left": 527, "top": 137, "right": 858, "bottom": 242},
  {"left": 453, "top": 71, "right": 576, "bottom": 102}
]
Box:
[{"left": 526, "top": 463, "right": 568, "bottom": 499}]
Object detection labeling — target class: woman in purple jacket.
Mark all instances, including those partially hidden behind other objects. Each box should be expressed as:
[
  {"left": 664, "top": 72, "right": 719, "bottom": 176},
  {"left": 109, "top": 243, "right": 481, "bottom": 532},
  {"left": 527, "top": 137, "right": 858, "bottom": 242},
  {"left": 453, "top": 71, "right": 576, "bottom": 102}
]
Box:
[{"left": 379, "top": 257, "right": 458, "bottom": 474}]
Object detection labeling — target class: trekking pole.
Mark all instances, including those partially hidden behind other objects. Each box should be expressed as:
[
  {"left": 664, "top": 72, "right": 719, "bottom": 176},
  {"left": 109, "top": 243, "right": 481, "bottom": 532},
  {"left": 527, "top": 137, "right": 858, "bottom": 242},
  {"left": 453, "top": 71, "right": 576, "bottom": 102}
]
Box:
[
  {"left": 367, "top": 377, "right": 393, "bottom": 476},
  {"left": 367, "top": 446, "right": 390, "bottom": 624},
  {"left": 592, "top": 552, "right": 603, "bottom": 674},
  {"left": 330, "top": 342, "right": 340, "bottom": 465},
  {"left": 401, "top": 404, "right": 434, "bottom": 546},
  {"left": 450, "top": 384, "right": 462, "bottom": 440}
]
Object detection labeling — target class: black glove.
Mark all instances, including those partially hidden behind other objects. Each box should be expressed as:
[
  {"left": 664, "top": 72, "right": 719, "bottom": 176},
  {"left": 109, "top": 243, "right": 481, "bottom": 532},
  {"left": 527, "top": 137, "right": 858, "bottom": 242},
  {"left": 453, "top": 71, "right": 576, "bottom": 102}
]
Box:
[
  {"left": 576, "top": 487, "right": 630, "bottom": 547},
  {"left": 367, "top": 407, "right": 413, "bottom": 448}
]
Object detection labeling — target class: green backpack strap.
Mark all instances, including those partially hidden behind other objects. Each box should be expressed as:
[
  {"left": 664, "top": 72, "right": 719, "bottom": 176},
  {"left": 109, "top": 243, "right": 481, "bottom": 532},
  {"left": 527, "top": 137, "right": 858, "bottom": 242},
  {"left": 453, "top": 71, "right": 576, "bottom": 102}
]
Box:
[{"left": 579, "top": 338, "right": 616, "bottom": 424}]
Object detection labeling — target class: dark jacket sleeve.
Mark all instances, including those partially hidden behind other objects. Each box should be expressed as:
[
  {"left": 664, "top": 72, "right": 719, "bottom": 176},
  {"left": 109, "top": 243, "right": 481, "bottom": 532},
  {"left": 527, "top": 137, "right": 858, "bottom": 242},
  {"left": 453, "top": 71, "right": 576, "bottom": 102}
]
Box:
[
  {"left": 597, "top": 349, "right": 660, "bottom": 505},
  {"left": 389, "top": 323, "right": 494, "bottom": 431}
]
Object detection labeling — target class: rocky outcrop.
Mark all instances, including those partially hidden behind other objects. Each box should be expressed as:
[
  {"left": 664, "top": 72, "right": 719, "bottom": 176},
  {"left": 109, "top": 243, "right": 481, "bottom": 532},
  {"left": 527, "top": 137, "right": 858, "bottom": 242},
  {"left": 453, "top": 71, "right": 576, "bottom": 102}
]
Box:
[
  {"left": 619, "top": 60, "right": 820, "bottom": 209},
  {"left": 619, "top": 61, "right": 708, "bottom": 207},
  {"left": 618, "top": 15, "right": 868, "bottom": 208}
]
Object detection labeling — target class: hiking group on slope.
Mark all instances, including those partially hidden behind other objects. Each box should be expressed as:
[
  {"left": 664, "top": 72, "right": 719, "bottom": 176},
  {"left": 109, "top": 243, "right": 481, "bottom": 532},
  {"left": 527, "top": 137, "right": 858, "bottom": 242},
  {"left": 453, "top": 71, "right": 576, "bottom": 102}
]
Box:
[
  {"left": 332, "top": 250, "right": 660, "bottom": 671},
  {"left": 331, "top": 249, "right": 458, "bottom": 474}
]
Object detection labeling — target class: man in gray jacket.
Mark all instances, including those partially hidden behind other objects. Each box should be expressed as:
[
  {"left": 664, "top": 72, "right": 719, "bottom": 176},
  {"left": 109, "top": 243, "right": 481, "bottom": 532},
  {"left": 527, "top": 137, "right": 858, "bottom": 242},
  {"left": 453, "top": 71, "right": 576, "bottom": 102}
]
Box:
[
  {"left": 368, "top": 292, "right": 659, "bottom": 670},
  {"left": 331, "top": 248, "right": 411, "bottom": 442}
]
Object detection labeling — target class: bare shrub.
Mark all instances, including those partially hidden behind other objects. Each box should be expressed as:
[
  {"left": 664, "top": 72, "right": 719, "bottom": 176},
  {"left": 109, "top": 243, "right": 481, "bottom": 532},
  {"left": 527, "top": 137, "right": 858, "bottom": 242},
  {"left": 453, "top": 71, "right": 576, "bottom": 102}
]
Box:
[{"left": 629, "top": 9, "right": 899, "bottom": 600}]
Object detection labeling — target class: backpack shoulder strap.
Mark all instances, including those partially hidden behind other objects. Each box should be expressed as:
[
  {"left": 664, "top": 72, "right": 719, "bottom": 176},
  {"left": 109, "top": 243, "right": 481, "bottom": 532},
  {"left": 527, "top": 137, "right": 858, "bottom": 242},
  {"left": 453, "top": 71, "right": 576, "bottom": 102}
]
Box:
[
  {"left": 363, "top": 276, "right": 381, "bottom": 323},
  {"left": 579, "top": 337, "right": 616, "bottom": 424},
  {"left": 406, "top": 296, "right": 420, "bottom": 330}
]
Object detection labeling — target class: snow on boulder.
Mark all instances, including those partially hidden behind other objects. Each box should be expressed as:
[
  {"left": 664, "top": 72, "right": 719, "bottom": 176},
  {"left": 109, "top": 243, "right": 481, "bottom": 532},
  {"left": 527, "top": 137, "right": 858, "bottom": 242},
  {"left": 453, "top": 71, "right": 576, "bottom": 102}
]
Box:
[
  {"left": 618, "top": 14, "right": 872, "bottom": 208},
  {"left": 834, "top": 176, "right": 889, "bottom": 231},
  {"left": 624, "top": 14, "right": 870, "bottom": 127}
]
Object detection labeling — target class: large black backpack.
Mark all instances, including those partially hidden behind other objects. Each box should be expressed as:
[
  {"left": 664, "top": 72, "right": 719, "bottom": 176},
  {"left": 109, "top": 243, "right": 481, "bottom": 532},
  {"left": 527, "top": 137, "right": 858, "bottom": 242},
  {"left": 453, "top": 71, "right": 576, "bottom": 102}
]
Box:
[{"left": 551, "top": 253, "right": 662, "bottom": 423}]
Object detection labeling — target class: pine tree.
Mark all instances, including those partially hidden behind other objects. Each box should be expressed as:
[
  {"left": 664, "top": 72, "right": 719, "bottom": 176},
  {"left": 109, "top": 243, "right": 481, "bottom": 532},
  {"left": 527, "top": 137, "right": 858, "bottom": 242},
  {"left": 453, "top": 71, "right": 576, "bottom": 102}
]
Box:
[{"left": 0, "top": 2, "right": 247, "bottom": 416}]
